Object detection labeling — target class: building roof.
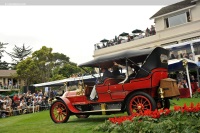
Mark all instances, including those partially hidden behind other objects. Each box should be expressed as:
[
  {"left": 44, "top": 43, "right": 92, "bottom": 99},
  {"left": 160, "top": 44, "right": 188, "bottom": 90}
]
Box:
[
  {"left": 0, "top": 70, "right": 16, "bottom": 77},
  {"left": 150, "top": 0, "right": 198, "bottom": 19}
]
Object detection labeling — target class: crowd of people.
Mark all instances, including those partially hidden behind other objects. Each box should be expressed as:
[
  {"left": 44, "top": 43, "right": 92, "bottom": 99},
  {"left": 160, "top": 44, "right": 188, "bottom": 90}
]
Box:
[
  {"left": 95, "top": 25, "right": 156, "bottom": 50},
  {"left": 0, "top": 89, "right": 56, "bottom": 118},
  {"left": 169, "top": 51, "right": 195, "bottom": 60},
  {"left": 171, "top": 71, "right": 198, "bottom": 89}
]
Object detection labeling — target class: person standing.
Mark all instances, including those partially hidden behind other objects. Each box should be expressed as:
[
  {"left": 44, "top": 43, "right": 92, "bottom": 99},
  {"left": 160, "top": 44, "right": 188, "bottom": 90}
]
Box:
[
  {"left": 150, "top": 25, "right": 156, "bottom": 35},
  {"left": 8, "top": 80, "right": 12, "bottom": 89},
  {"left": 145, "top": 28, "right": 150, "bottom": 37}
]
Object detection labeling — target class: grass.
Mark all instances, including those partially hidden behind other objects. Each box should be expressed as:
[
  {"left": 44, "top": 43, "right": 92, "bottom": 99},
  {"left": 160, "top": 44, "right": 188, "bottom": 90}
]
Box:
[
  {"left": 0, "top": 98, "right": 199, "bottom": 133},
  {"left": 170, "top": 97, "right": 200, "bottom": 109},
  {"left": 0, "top": 110, "right": 124, "bottom": 133}
]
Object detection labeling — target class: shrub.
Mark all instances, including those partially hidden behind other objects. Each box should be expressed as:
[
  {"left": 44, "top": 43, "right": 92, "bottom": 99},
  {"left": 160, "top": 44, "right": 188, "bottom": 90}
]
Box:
[
  {"left": 94, "top": 103, "right": 200, "bottom": 133},
  {"left": 193, "top": 89, "right": 200, "bottom": 98}
]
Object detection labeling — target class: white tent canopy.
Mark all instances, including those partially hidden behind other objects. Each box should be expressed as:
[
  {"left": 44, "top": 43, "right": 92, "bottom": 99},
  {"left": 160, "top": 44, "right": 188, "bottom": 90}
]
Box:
[
  {"left": 168, "top": 58, "right": 198, "bottom": 97},
  {"left": 32, "top": 74, "right": 100, "bottom": 87}
]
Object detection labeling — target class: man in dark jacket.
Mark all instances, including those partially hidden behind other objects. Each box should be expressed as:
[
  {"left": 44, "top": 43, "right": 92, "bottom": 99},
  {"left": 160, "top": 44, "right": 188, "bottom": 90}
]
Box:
[
  {"left": 101, "top": 68, "right": 113, "bottom": 81},
  {"left": 90, "top": 68, "right": 113, "bottom": 100},
  {"left": 112, "top": 65, "right": 121, "bottom": 78}
]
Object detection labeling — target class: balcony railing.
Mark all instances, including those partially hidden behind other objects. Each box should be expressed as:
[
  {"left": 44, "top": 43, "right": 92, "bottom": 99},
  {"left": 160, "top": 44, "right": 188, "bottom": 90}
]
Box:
[
  {"left": 94, "top": 33, "right": 156, "bottom": 51},
  {"left": 0, "top": 85, "right": 21, "bottom": 90},
  {"left": 94, "top": 26, "right": 156, "bottom": 51}
]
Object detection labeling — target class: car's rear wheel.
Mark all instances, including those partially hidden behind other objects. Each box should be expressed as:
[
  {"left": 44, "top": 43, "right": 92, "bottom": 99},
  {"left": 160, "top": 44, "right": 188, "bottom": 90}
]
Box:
[
  {"left": 50, "top": 100, "right": 70, "bottom": 123},
  {"left": 126, "top": 91, "right": 157, "bottom": 115},
  {"left": 75, "top": 114, "right": 90, "bottom": 118}
]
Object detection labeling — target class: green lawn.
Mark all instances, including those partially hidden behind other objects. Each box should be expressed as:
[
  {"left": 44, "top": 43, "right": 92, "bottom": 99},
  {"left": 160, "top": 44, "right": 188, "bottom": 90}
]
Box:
[
  {"left": 170, "top": 97, "right": 200, "bottom": 109},
  {"left": 0, "top": 98, "right": 199, "bottom": 133}
]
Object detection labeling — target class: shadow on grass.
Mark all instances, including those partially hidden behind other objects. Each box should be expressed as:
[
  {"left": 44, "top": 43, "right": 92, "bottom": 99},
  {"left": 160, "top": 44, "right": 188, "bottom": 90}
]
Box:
[{"left": 67, "top": 114, "right": 126, "bottom": 124}]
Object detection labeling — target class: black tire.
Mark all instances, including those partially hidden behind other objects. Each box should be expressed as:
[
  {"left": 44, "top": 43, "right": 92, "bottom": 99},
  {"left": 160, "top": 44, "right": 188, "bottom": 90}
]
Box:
[
  {"left": 163, "top": 99, "right": 170, "bottom": 109},
  {"left": 156, "top": 98, "right": 170, "bottom": 109},
  {"left": 50, "top": 100, "right": 70, "bottom": 123},
  {"left": 126, "top": 91, "right": 157, "bottom": 115},
  {"left": 75, "top": 114, "right": 90, "bottom": 118}
]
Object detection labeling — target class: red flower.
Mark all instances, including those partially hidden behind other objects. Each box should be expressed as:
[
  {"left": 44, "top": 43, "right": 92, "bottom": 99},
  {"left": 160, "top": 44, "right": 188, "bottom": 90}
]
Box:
[
  {"left": 143, "top": 110, "right": 151, "bottom": 116},
  {"left": 164, "top": 109, "right": 170, "bottom": 115},
  {"left": 183, "top": 103, "right": 187, "bottom": 109},
  {"left": 174, "top": 105, "right": 181, "bottom": 111},
  {"left": 108, "top": 102, "right": 200, "bottom": 124},
  {"left": 159, "top": 109, "right": 164, "bottom": 114},
  {"left": 190, "top": 102, "right": 194, "bottom": 108}
]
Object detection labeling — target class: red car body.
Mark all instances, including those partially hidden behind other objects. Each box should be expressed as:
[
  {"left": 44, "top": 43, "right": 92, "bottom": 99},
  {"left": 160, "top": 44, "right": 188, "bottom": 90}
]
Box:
[{"left": 50, "top": 47, "right": 171, "bottom": 123}]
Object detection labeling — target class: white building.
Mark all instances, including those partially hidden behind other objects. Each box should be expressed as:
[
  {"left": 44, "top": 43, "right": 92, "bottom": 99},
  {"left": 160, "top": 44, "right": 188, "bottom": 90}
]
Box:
[{"left": 93, "top": 0, "right": 200, "bottom": 62}]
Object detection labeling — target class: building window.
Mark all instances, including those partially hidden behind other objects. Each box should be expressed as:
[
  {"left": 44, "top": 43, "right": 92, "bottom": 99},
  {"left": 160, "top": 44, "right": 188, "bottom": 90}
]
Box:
[{"left": 165, "top": 11, "right": 190, "bottom": 28}]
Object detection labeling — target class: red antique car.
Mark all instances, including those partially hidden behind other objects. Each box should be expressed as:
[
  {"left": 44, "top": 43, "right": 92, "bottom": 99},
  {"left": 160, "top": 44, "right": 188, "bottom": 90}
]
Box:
[{"left": 50, "top": 47, "right": 175, "bottom": 123}]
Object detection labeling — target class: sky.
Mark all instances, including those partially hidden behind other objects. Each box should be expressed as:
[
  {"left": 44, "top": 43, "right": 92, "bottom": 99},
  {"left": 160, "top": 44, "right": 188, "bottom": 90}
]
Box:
[{"left": 0, "top": 5, "right": 176, "bottom": 65}]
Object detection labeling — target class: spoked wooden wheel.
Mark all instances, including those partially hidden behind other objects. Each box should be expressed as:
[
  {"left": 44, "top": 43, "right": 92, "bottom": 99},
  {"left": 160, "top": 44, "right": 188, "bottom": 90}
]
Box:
[
  {"left": 50, "top": 100, "right": 70, "bottom": 123},
  {"left": 126, "top": 92, "right": 156, "bottom": 115},
  {"left": 76, "top": 114, "right": 90, "bottom": 118}
]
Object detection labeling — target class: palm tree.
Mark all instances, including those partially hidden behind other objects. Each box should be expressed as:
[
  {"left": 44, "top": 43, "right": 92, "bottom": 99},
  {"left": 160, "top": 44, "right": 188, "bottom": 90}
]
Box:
[
  {"left": 0, "top": 42, "right": 9, "bottom": 69},
  {"left": 6, "top": 44, "right": 32, "bottom": 62},
  {"left": 0, "top": 42, "right": 8, "bottom": 59}
]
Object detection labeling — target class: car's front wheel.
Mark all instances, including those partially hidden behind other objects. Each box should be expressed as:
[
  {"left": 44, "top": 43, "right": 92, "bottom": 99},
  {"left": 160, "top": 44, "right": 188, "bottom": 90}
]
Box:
[{"left": 50, "top": 100, "right": 70, "bottom": 123}]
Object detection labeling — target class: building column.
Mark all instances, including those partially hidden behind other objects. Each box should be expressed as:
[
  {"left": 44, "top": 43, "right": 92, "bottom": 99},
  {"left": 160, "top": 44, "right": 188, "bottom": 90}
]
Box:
[{"left": 6, "top": 78, "right": 8, "bottom": 89}]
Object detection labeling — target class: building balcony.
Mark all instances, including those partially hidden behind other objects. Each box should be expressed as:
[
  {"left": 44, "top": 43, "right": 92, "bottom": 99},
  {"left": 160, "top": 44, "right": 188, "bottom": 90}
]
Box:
[{"left": 93, "top": 19, "right": 200, "bottom": 58}]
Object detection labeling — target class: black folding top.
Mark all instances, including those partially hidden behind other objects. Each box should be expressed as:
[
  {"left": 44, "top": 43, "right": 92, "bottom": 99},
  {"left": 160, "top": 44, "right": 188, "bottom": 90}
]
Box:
[{"left": 78, "top": 48, "right": 154, "bottom": 68}]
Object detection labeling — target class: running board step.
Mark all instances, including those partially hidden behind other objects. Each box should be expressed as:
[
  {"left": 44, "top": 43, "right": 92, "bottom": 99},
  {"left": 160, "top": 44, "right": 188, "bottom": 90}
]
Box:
[{"left": 83, "top": 109, "right": 121, "bottom": 113}]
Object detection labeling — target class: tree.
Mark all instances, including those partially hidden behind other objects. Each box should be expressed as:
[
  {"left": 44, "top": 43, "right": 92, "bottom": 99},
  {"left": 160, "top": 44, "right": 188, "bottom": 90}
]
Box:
[
  {"left": 0, "top": 61, "right": 9, "bottom": 70},
  {"left": 0, "top": 42, "right": 9, "bottom": 69},
  {"left": 16, "top": 57, "right": 40, "bottom": 91},
  {"left": 0, "top": 42, "right": 8, "bottom": 58},
  {"left": 6, "top": 44, "right": 32, "bottom": 62},
  {"left": 32, "top": 46, "right": 54, "bottom": 82},
  {"left": 58, "top": 63, "right": 82, "bottom": 78},
  {"left": 49, "top": 74, "right": 66, "bottom": 81},
  {"left": 15, "top": 45, "right": 94, "bottom": 86},
  {"left": 52, "top": 52, "right": 70, "bottom": 65}
]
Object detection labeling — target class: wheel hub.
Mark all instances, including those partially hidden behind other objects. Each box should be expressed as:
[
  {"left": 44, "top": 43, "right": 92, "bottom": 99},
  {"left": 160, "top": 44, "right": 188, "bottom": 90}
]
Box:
[
  {"left": 137, "top": 103, "right": 144, "bottom": 110},
  {"left": 57, "top": 108, "right": 62, "bottom": 114}
]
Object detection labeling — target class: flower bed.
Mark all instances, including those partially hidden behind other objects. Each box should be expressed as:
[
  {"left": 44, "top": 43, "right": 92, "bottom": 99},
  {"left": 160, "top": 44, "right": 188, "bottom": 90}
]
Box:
[{"left": 94, "top": 103, "right": 200, "bottom": 133}]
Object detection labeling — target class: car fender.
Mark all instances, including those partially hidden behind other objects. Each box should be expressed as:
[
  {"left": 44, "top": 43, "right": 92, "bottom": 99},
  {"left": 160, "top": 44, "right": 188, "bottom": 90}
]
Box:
[{"left": 55, "top": 97, "right": 80, "bottom": 113}]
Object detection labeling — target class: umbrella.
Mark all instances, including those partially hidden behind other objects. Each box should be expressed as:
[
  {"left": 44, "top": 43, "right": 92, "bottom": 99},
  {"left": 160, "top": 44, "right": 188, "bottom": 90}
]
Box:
[
  {"left": 9, "top": 92, "right": 18, "bottom": 97},
  {"left": 100, "top": 39, "right": 109, "bottom": 43},
  {"left": 119, "top": 32, "right": 129, "bottom": 37},
  {"left": 0, "top": 94, "right": 5, "bottom": 97},
  {"left": 132, "top": 29, "right": 143, "bottom": 33}
]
